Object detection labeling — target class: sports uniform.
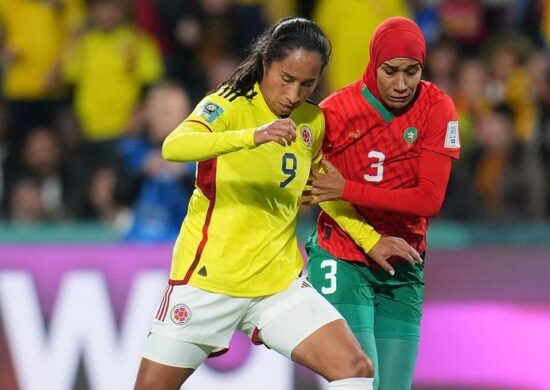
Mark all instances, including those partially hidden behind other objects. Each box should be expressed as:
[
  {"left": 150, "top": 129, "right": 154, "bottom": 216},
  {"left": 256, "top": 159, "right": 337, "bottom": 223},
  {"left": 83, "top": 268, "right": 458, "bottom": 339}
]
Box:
[
  {"left": 144, "top": 82, "right": 378, "bottom": 368},
  {"left": 307, "top": 17, "right": 460, "bottom": 390}
]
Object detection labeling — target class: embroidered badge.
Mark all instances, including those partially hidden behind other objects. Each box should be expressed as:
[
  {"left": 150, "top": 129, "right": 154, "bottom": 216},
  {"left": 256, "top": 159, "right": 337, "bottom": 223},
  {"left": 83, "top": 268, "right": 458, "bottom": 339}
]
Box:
[
  {"left": 301, "top": 125, "right": 313, "bottom": 147},
  {"left": 199, "top": 101, "right": 224, "bottom": 123},
  {"left": 403, "top": 127, "right": 418, "bottom": 147},
  {"left": 348, "top": 130, "right": 360, "bottom": 139},
  {"left": 444, "top": 121, "right": 460, "bottom": 148},
  {"left": 170, "top": 304, "right": 192, "bottom": 325}
]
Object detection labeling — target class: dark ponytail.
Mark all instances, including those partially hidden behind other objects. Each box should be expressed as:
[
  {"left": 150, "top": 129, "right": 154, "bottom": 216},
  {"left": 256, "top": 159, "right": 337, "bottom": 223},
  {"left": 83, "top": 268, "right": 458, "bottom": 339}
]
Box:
[{"left": 221, "top": 17, "right": 331, "bottom": 98}]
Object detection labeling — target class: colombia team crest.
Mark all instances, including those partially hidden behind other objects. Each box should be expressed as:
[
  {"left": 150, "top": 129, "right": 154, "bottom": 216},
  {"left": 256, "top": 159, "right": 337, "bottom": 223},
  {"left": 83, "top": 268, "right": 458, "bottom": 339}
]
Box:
[
  {"left": 170, "top": 304, "right": 192, "bottom": 325},
  {"left": 301, "top": 125, "right": 313, "bottom": 147}
]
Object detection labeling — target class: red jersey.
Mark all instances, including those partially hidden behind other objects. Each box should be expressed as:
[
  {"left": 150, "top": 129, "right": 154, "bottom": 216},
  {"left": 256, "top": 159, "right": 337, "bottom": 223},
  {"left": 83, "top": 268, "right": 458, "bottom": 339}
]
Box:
[{"left": 317, "top": 80, "right": 460, "bottom": 265}]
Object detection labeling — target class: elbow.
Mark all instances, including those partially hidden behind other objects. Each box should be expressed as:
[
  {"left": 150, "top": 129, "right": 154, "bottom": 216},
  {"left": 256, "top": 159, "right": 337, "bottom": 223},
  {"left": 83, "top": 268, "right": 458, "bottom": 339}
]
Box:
[
  {"left": 423, "top": 206, "right": 440, "bottom": 218},
  {"left": 161, "top": 136, "right": 188, "bottom": 162},
  {"left": 161, "top": 139, "right": 174, "bottom": 161},
  {"left": 420, "top": 198, "right": 444, "bottom": 218}
]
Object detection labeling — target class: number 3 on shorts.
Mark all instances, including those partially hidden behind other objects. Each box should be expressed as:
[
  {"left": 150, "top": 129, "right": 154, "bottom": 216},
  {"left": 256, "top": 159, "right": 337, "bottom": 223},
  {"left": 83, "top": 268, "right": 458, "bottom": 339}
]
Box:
[{"left": 320, "top": 259, "right": 337, "bottom": 295}]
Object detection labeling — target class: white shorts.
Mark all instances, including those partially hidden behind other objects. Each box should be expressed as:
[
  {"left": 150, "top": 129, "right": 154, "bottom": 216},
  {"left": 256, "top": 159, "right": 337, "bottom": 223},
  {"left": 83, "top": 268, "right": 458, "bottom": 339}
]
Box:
[{"left": 143, "top": 277, "right": 342, "bottom": 368}]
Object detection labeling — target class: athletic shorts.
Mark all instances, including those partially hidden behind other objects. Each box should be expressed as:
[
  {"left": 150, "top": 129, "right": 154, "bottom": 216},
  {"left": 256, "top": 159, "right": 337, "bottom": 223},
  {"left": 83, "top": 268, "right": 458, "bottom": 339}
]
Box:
[
  {"left": 306, "top": 232, "right": 424, "bottom": 340},
  {"left": 144, "top": 276, "right": 343, "bottom": 367}
]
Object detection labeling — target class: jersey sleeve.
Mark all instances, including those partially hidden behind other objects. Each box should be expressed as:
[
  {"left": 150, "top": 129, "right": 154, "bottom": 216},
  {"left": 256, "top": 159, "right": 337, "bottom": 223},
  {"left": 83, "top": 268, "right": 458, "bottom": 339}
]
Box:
[
  {"left": 342, "top": 149, "right": 452, "bottom": 217},
  {"left": 422, "top": 93, "right": 460, "bottom": 159},
  {"left": 162, "top": 92, "right": 257, "bottom": 163},
  {"left": 320, "top": 201, "right": 381, "bottom": 253}
]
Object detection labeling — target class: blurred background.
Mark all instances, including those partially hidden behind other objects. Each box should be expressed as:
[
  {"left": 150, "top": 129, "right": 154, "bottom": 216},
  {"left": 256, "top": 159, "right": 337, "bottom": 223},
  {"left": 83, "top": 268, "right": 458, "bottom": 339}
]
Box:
[{"left": 0, "top": 0, "right": 549, "bottom": 389}]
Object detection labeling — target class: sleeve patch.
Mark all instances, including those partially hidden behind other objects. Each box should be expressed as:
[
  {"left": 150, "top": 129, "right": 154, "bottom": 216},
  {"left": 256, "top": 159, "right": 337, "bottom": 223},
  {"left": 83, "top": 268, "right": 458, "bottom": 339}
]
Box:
[
  {"left": 199, "top": 101, "right": 224, "bottom": 123},
  {"left": 444, "top": 121, "right": 460, "bottom": 149}
]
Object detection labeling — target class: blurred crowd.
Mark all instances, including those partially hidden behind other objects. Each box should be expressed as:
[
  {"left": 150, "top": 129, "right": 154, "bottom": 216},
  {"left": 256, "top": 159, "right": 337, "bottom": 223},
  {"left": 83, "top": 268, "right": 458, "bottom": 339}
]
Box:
[{"left": 1, "top": 0, "right": 550, "bottom": 242}]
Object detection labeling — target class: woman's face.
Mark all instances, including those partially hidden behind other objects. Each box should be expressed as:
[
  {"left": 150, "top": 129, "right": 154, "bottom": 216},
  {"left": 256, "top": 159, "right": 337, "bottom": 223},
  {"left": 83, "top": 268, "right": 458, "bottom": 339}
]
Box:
[
  {"left": 260, "top": 49, "right": 322, "bottom": 117},
  {"left": 376, "top": 58, "right": 422, "bottom": 110}
]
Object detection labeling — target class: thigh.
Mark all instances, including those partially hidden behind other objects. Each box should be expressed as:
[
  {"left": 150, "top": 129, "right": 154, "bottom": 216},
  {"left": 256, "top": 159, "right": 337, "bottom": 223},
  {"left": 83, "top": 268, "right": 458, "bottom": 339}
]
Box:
[
  {"left": 241, "top": 278, "right": 372, "bottom": 381},
  {"left": 239, "top": 277, "right": 343, "bottom": 359},
  {"left": 373, "top": 261, "right": 424, "bottom": 340},
  {"left": 147, "top": 283, "right": 250, "bottom": 367},
  {"left": 307, "top": 241, "right": 375, "bottom": 308},
  {"left": 136, "top": 336, "right": 209, "bottom": 390}
]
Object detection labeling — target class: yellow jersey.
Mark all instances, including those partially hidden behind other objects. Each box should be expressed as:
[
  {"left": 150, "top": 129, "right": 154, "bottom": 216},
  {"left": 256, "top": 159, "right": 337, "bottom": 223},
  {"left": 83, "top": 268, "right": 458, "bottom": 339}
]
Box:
[
  {"left": 163, "top": 83, "right": 323, "bottom": 296},
  {"left": 62, "top": 25, "right": 162, "bottom": 140}
]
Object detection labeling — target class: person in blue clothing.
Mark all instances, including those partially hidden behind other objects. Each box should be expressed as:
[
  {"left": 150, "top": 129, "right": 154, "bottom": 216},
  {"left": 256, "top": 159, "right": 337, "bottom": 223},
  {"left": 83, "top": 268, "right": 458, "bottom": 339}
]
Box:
[{"left": 118, "top": 81, "right": 195, "bottom": 241}]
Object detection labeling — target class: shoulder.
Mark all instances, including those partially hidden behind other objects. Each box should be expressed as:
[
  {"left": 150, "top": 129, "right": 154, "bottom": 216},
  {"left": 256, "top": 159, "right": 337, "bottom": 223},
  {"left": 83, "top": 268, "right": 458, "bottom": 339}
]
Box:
[
  {"left": 418, "top": 80, "right": 455, "bottom": 110},
  {"left": 293, "top": 98, "right": 324, "bottom": 123},
  {"left": 193, "top": 86, "right": 255, "bottom": 120},
  {"left": 321, "top": 80, "right": 361, "bottom": 109}
]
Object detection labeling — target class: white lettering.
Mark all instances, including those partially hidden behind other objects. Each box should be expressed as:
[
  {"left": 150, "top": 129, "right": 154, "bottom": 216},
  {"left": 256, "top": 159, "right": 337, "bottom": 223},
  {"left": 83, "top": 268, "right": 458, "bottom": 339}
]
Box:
[{"left": 0, "top": 271, "right": 166, "bottom": 390}]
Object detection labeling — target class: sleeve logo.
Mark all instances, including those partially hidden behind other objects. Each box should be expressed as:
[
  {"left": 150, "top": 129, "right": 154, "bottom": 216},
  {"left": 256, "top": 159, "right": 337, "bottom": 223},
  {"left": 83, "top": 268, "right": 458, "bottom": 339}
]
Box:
[
  {"left": 444, "top": 121, "right": 460, "bottom": 148},
  {"left": 199, "top": 101, "right": 224, "bottom": 123}
]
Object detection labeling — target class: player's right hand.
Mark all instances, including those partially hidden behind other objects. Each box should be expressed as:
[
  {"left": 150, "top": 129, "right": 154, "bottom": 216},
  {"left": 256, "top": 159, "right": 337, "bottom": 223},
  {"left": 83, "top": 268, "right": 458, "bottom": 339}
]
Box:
[
  {"left": 254, "top": 118, "right": 296, "bottom": 146},
  {"left": 367, "top": 236, "right": 422, "bottom": 276}
]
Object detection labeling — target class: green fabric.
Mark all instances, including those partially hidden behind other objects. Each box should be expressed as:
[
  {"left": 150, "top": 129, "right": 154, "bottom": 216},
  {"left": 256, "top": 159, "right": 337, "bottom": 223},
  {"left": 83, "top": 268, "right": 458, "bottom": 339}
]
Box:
[
  {"left": 360, "top": 85, "right": 394, "bottom": 122},
  {"left": 375, "top": 338, "right": 419, "bottom": 390},
  {"left": 349, "top": 329, "right": 379, "bottom": 389},
  {"left": 306, "top": 230, "right": 423, "bottom": 389}
]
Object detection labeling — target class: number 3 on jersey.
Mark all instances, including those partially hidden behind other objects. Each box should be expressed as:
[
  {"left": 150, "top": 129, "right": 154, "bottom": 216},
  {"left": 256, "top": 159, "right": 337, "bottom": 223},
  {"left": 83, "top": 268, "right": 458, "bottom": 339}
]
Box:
[
  {"left": 280, "top": 153, "right": 297, "bottom": 188},
  {"left": 320, "top": 259, "right": 337, "bottom": 294},
  {"left": 364, "top": 150, "right": 385, "bottom": 182}
]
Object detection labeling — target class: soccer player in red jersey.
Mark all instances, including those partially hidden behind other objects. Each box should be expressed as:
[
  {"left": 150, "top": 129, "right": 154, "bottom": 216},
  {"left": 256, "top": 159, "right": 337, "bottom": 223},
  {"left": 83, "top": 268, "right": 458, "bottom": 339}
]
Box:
[{"left": 306, "top": 17, "right": 460, "bottom": 390}]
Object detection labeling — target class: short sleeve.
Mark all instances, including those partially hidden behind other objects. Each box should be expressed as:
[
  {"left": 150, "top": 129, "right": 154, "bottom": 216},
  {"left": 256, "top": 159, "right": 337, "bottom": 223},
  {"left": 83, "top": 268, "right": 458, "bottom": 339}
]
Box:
[{"left": 422, "top": 93, "right": 460, "bottom": 159}]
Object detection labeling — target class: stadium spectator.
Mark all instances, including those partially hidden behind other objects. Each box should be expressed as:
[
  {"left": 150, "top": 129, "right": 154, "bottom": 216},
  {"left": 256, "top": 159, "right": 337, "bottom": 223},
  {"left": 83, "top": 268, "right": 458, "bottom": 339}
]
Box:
[
  {"left": 153, "top": 0, "right": 265, "bottom": 103},
  {"left": 62, "top": 0, "right": 162, "bottom": 160},
  {"left": 134, "top": 17, "right": 418, "bottom": 390},
  {"left": 313, "top": 0, "right": 411, "bottom": 93},
  {"left": 471, "top": 105, "right": 545, "bottom": 221},
  {"left": 83, "top": 164, "right": 131, "bottom": 232},
  {"left": 7, "top": 127, "right": 75, "bottom": 221},
  {"left": 306, "top": 17, "right": 457, "bottom": 390},
  {"left": 0, "top": 0, "right": 85, "bottom": 185},
  {"left": 8, "top": 178, "right": 46, "bottom": 222},
  {"left": 119, "top": 81, "right": 194, "bottom": 242}
]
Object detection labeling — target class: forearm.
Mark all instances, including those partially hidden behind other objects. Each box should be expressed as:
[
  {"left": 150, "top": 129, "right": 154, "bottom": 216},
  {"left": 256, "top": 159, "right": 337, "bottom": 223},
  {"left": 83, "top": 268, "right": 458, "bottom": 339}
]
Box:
[
  {"left": 320, "top": 201, "right": 381, "bottom": 252},
  {"left": 342, "top": 151, "right": 452, "bottom": 217},
  {"left": 162, "top": 122, "right": 256, "bottom": 162}
]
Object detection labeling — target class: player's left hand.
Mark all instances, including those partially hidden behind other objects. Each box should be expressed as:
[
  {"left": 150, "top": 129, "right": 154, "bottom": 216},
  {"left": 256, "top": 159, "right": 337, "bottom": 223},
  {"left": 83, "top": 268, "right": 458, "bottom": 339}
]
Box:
[{"left": 309, "top": 159, "right": 345, "bottom": 203}]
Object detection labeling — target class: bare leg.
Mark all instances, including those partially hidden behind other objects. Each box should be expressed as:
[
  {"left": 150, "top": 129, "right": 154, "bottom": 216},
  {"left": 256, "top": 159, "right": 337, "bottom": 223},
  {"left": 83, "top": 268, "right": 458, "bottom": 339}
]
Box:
[
  {"left": 291, "top": 319, "right": 374, "bottom": 381},
  {"left": 134, "top": 358, "right": 194, "bottom": 390}
]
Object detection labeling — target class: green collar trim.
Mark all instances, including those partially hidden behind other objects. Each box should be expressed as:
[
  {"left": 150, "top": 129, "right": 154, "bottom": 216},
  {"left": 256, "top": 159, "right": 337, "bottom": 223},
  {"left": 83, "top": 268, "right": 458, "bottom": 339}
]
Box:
[{"left": 361, "top": 85, "right": 394, "bottom": 122}]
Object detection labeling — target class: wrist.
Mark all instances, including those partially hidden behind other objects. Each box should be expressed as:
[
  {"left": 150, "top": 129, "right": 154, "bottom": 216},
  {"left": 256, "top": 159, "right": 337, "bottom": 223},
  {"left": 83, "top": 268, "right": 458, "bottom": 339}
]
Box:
[{"left": 342, "top": 180, "right": 357, "bottom": 202}]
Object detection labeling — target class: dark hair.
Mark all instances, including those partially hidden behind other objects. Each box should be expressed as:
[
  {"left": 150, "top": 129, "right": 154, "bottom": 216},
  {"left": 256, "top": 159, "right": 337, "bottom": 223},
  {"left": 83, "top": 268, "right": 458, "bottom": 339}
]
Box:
[{"left": 221, "top": 17, "right": 331, "bottom": 98}]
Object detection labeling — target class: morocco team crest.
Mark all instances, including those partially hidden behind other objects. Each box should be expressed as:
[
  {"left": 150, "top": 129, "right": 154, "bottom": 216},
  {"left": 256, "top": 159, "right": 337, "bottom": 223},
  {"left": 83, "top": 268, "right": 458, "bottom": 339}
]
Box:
[
  {"left": 403, "top": 127, "right": 418, "bottom": 147},
  {"left": 170, "top": 304, "right": 192, "bottom": 325},
  {"left": 301, "top": 125, "right": 313, "bottom": 147}
]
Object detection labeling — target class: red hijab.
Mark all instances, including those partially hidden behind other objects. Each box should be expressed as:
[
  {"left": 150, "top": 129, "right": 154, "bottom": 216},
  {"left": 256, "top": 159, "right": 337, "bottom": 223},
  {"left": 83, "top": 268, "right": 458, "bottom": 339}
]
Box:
[{"left": 362, "top": 17, "right": 426, "bottom": 101}]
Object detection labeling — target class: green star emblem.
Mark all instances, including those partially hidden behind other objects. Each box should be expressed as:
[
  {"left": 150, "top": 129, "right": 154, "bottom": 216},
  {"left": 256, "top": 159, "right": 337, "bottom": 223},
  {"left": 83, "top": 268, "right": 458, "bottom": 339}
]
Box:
[{"left": 403, "top": 127, "right": 418, "bottom": 146}]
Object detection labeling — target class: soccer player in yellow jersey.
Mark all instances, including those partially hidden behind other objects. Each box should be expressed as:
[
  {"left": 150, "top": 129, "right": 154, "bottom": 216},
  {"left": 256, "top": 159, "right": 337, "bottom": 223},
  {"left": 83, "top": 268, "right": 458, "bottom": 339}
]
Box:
[{"left": 135, "top": 17, "right": 420, "bottom": 390}]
